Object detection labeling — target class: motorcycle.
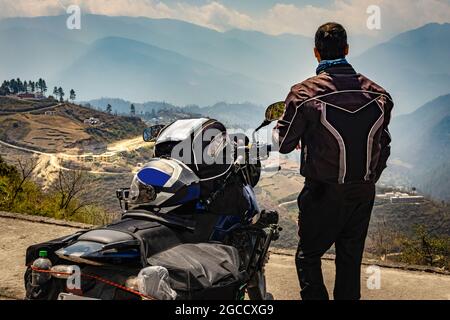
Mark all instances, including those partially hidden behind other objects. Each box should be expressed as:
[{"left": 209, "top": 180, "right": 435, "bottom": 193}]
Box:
[{"left": 24, "top": 102, "right": 286, "bottom": 300}]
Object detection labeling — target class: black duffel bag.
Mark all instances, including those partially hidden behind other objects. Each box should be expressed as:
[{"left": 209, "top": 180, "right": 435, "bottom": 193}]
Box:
[{"left": 148, "top": 243, "right": 248, "bottom": 300}]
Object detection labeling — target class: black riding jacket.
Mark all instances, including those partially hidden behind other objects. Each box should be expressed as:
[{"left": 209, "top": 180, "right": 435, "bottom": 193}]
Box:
[{"left": 274, "top": 63, "right": 394, "bottom": 184}]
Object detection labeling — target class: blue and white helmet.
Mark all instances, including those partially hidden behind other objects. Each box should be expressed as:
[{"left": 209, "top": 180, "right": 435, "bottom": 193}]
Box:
[{"left": 129, "top": 158, "right": 200, "bottom": 208}]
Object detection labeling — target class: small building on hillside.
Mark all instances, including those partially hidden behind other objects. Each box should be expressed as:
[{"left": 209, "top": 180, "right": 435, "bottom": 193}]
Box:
[
  {"left": 390, "top": 194, "right": 425, "bottom": 204},
  {"left": 17, "top": 93, "right": 35, "bottom": 99},
  {"left": 97, "top": 152, "right": 118, "bottom": 163},
  {"left": 84, "top": 117, "right": 101, "bottom": 126},
  {"left": 75, "top": 151, "right": 117, "bottom": 163},
  {"left": 16, "top": 92, "right": 45, "bottom": 100},
  {"left": 376, "top": 191, "right": 425, "bottom": 204}
]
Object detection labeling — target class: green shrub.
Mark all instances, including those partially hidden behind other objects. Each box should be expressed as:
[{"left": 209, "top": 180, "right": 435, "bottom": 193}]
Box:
[
  {"left": 399, "top": 224, "right": 450, "bottom": 270},
  {"left": 0, "top": 155, "right": 113, "bottom": 225}
]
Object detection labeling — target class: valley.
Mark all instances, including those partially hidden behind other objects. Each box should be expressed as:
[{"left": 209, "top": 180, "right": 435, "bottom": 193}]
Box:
[
  {"left": 0, "top": 96, "right": 152, "bottom": 197},
  {"left": 255, "top": 158, "right": 450, "bottom": 260}
]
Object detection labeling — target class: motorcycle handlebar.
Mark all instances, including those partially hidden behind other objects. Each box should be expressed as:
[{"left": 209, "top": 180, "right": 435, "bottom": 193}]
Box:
[
  {"left": 236, "top": 143, "right": 273, "bottom": 164},
  {"left": 236, "top": 143, "right": 272, "bottom": 152}
]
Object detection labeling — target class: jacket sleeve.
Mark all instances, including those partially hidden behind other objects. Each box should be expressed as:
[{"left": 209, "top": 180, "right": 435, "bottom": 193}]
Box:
[
  {"left": 272, "top": 89, "right": 308, "bottom": 154},
  {"left": 374, "top": 95, "right": 394, "bottom": 182}
]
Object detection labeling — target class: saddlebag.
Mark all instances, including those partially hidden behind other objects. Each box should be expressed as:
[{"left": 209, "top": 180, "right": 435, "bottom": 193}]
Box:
[{"left": 148, "top": 243, "right": 247, "bottom": 300}]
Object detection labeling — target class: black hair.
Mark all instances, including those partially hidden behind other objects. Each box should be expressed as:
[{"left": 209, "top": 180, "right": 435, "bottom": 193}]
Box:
[{"left": 315, "top": 22, "right": 348, "bottom": 60}]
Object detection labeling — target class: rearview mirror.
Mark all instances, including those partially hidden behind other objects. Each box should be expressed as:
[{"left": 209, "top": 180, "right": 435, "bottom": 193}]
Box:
[
  {"left": 265, "top": 101, "right": 286, "bottom": 122},
  {"left": 253, "top": 101, "right": 287, "bottom": 142},
  {"left": 143, "top": 124, "right": 165, "bottom": 142}
]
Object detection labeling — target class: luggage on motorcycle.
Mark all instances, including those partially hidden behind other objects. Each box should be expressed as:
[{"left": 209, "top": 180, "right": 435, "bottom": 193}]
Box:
[
  {"left": 148, "top": 243, "right": 247, "bottom": 300},
  {"left": 154, "top": 118, "right": 231, "bottom": 182},
  {"left": 134, "top": 266, "right": 177, "bottom": 300},
  {"left": 107, "top": 212, "right": 222, "bottom": 256},
  {"left": 25, "top": 212, "right": 222, "bottom": 267},
  {"left": 54, "top": 216, "right": 207, "bottom": 266},
  {"left": 204, "top": 173, "right": 251, "bottom": 216},
  {"left": 23, "top": 216, "right": 220, "bottom": 300},
  {"left": 153, "top": 118, "right": 250, "bottom": 216},
  {"left": 154, "top": 118, "right": 232, "bottom": 200}
]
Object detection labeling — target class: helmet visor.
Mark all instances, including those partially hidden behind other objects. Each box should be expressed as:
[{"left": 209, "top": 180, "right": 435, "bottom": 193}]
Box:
[{"left": 129, "top": 176, "right": 157, "bottom": 205}]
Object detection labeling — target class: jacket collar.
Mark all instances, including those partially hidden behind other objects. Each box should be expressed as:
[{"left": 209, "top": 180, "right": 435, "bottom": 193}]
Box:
[{"left": 317, "top": 63, "right": 356, "bottom": 75}]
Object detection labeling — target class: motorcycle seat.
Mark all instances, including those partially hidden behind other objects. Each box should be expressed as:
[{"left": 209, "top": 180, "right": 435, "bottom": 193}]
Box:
[{"left": 78, "top": 229, "right": 134, "bottom": 244}]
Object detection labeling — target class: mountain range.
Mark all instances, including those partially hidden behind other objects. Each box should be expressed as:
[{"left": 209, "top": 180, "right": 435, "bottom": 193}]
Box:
[
  {"left": 389, "top": 94, "right": 450, "bottom": 201},
  {"left": 352, "top": 23, "right": 450, "bottom": 115},
  {"left": 1, "top": 15, "right": 449, "bottom": 113},
  {"left": 84, "top": 97, "right": 263, "bottom": 129}
]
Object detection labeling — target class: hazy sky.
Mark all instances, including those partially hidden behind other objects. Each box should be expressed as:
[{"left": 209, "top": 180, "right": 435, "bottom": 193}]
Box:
[{"left": 1, "top": 0, "right": 449, "bottom": 38}]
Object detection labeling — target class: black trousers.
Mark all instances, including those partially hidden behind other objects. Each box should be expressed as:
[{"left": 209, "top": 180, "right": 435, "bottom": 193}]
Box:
[{"left": 295, "top": 179, "right": 375, "bottom": 300}]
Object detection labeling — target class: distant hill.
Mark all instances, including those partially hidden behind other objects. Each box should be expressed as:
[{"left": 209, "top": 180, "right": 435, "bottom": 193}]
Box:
[
  {"left": 84, "top": 98, "right": 179, "bottom": 115},
  {"left": 0, "top": 15, "right": 379, "bottom": 89},
  {"left": 0, "top": 15, "right": 295, "bottom": 104},
  {"left": 0, "top": 101, "right": 146, "bottom": 153},
  {"left": 83, "top": 98, "right": 136, "bottom": 114},
  {"left": 185, "top": 102, "right": 264, "bottom": 128},
  {"left": 57, "top": 36, "right": 277, "bottom": 105},
  {"left": 85, "top": 97, "right": 264, "bottom": 128},
  {"left": 353, "top": 23, "right": 450, "bottom": 114},
  {"left": 1, "top": 16, "right": 449, "bottom": 113},
  {"left": 389, "top": 93, "right": 450, "bottom": 201}
]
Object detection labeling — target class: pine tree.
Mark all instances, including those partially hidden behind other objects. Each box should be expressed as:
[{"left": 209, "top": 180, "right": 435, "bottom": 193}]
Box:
[
  {"left": 10, "top": 79, "right": 18, "bottom": 94},
  {"left": 0, "top": 81, "right": 10, "bottom": 96},
  {"left": 106, "top": 104, "right": 112, "bottom": 114},
  {"left": 130, "top": 104, "right": 136, "bottom": 116},
  {"left": 69, "top": 89, "right": 76, "bottom": 102},
  {"left": 16, "top": 78, "right": 23, "bottom": 93},
  {"left": 39, "top": 79, "right": 47, "bottom": 94},
  {"left": 42, "top": 80, "right": 47, "bottom": 94},
  {"left": 57, "top": 87, "right": 65, "bottom": 102}
]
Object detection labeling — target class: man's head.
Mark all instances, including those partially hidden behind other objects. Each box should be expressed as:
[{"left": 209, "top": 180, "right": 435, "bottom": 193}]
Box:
[{"left": 314, "top": 22, "right": 349, "bottom": 62}]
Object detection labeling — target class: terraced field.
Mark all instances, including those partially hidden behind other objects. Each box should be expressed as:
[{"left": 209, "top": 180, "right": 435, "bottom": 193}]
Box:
[
  {"left": 0, "top": 96, "right": 56, "bottom": 113},
  {"left": 0, "top": 102, "right": 146, "bottom": 153},
  {"left": 0, "top": 113, "right": 90, "bottom": 152}
]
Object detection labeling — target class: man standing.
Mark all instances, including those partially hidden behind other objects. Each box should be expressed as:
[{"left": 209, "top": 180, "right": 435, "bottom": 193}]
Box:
[{"left": 273, "top": 22, "right": 393, "bottom": 300}]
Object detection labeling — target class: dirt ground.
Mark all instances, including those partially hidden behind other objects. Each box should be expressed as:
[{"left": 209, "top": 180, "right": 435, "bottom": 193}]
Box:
[
  {"left": 265, "top": 253, "right": 450, "bottom": 300},
  {"left": 0, "top": 215, "right": 83, "bottom": 299},
  {"left": 0, "top": 213, "right": 449, "bottom": 300}
]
